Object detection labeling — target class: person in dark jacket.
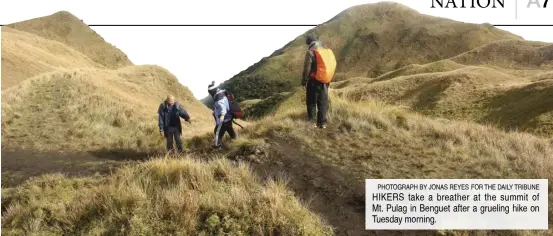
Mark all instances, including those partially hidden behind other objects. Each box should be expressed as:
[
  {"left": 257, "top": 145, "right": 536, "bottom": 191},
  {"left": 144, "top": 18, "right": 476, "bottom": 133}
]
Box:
[
  {"left": 302, "top": 35, "right": 329, "bottom": 129},
  {"left": 158, "top": 95, "right": 191, "bottom": 153}
]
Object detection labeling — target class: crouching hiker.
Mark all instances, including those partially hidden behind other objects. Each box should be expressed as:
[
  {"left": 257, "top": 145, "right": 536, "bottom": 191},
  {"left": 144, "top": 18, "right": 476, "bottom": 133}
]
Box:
[
  {"left": 208, "top": 82, "right": 237, "bottom": 148},
  {"left": 158, "top": 95, "right": 191, "bottom": 154}
]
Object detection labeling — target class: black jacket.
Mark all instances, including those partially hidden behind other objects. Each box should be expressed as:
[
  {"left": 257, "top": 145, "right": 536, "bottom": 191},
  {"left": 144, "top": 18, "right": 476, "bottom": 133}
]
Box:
[{"left": 158, "top": 101, "right": 190, "bottom": 135}]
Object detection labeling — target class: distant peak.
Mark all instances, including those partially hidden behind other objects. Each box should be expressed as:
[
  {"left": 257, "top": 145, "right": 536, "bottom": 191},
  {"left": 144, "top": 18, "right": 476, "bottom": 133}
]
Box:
[
  {"left": 347, "top": 1, "right": 411, "bottom": 9},
  {"left": 327, "top": 1, "right": 419, "bottom": 23},
  {"left": 50, "top": 11, "right": 81, "bottom": 20},
  {"left": 53, "top": 10, "right": 73, "bottom": 15}
]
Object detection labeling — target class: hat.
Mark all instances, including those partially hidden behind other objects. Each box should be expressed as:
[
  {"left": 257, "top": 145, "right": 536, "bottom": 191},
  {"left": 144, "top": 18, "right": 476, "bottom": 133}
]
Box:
[
  {"left": 208, "top": 81, "right": 218, "bottom": 97},
  {"left": 306, "top": 35, "right": 317, "bottom": 45}
]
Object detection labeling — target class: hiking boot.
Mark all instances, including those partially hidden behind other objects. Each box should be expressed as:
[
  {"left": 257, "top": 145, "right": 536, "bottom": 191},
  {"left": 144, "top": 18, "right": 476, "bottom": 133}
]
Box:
[{"left": 318, "top": 124, "right": 327, "bottom": 129}]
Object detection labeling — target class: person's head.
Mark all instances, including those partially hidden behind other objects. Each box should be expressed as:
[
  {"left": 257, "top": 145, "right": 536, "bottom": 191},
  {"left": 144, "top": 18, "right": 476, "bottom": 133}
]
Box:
[
  {"left": 166, "top": 95, "right": 175, "bottom": 106},
  {"left": 306, "top": 35, "right": 318, "bottom": 45},
  {"left": 208, "top": 81, "right": 219, "bottom": 97}
]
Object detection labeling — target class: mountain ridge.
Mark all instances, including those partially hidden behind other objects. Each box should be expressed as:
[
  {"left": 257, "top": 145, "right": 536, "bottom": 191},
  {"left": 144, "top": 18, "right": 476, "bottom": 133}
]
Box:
[
  {"left": 6, "top": 11, "right": 133, "bottom": 69},
  {"left": 218, "top": 2, "right": 522, "bottom": 102}
]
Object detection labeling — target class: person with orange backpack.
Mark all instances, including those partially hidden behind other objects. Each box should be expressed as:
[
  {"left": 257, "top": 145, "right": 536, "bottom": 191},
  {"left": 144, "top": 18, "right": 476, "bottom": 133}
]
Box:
[{"left": 302, "top": 35, "right": 337, "bottom": 129}]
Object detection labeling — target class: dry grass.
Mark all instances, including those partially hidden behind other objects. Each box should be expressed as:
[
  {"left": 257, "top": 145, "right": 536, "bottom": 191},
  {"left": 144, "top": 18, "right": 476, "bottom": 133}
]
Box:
[
  {"left": 240, "top": 91, "right": 553, "bottom": 184},
  {"left": 1, "top": 157, "right": 333, "bottom": 235},
  {"left": 220, "top": 3, "right": 553, "bottom": 138},
  {"left": 326, "top": 39, "right": 553, "bottom": 137},
  {"left": 221, "top": 1, "right": 521, "bottom": 101},
  {"left": 4, "top": 7, "right": 553, "bottom": 236},
  {"left": 333, "top": 63, "right": 553, "bottom": 136},
  {"left": 0, "top": 10, "right": 334, "bottom": 236},
  {"left": 1, "top": 27, "right": 102, "bottom": 90},
  {"left": 451, "top": 39, "right": 553, "bottom": 71},
  {"left": 209, "top": 91, "right": 553, "bottom": 235},
  {"left": 6, "top": 11, "right": 132, "bottom": 69},
  {"left": 1, "top": 65, "right": 213, "bottom": 152}
]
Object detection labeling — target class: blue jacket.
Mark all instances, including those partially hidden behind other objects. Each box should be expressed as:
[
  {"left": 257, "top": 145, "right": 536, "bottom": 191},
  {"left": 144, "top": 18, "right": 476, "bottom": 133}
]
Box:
[
  {"left": 213, "top": 89, "right": 233, "bottom": 125},
  {"left": 158, "top": 101, "right": 190, "bottom": 134}
]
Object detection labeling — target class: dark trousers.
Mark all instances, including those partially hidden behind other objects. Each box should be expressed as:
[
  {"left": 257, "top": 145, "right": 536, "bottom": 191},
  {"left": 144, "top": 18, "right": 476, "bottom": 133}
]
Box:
[
  {"left": 166, "top": 126, "right": 183, "bottom": 153},
  {"left": 214, "top": 120, "right": 236, "bottom": 147},
  {"left": 306, "top": 80, "right": 329, "bottom": 126}
]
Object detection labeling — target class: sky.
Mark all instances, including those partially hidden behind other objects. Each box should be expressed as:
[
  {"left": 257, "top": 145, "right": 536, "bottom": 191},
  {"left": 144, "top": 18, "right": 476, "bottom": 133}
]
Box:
[{"left": 2, "top": 0, "right": 553, "bottom": 99}]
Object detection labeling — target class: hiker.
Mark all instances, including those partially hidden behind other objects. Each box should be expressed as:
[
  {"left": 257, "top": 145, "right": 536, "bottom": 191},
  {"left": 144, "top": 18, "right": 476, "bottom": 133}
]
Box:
[
  {"left": 158, "top": 95, "right": 191, "bottom": 154},
  {"left": 208, "top": 82, "right": 237, "bottom": 148},
  {"left": 301, "top": 35, "right": 337, "bottom": 129}
]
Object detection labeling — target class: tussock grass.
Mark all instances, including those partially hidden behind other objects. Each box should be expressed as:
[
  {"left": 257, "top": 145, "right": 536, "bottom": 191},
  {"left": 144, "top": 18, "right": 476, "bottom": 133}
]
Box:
[
  {"left": 334, "top": 64, "right": 553, "bottom": 136},
  {"left": 214, "top": 91, "right": 553, "bottom": 235},
  {"left": 451, "top": 39, "right": 553, "bottom": 70},
  {"left": 6, "top": 11, "right": 132, "bottom": 69},
  {"left": 1, "top": 157, "right": 333, "bottom": 235},
  {"left": 1, "top": 10, "right": 333, "bottom": 236},
  {"left": 1, "top": 65, "right": 213, "bottom": 152},
  {"left": 264, "top": 92, "right": 552, "bottom": 183},
  {"left": 2, "top": 11, "right": 214, "bottom": 152},
  {"left": 218, "top": 4, "right": 553, "bottom": 137},
  {"left": 4, "top": 7, "right": 553, "bottom": 236},
  {"left": 1, "top": 27, "right": 102, "bottom": 90},
  {"left": 222, "top": 2, "right": 521, "bottom": 100}
]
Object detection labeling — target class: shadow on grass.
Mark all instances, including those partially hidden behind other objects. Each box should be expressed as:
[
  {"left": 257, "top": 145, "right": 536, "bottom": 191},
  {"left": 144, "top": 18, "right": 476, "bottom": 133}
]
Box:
[
  {"left": 1, "top": 148, "right": 156, "bottom": 188},
  {"left": 87, "top": 148, "right": 153, "bottom": 161},
  {"left": 481, "top": 81, "right": 553, "bottom": 135}
]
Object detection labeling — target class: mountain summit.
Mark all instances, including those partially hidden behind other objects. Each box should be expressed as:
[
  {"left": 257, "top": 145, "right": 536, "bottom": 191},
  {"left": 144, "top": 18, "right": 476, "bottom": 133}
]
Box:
[
  {"left": 6, "top": 11, "right": 133, "bottom": 69},
  {"left": 220, "top": 2, "right": 521, "bottom": 101}
]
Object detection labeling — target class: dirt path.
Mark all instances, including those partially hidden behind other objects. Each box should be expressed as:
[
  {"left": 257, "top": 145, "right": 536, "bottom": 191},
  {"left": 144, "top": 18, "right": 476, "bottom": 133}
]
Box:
[
  {"left": 249, "top": 139, "right": 444, "bottom": 236},
  {"left": 1, "top": 149, "right": 148, "bottom": 187},
  {"left": 3, "top": 143, "right": 439, "bottom": 235},
  {"left": 251, "top": 139, "right": 370, "bottom": 236}
]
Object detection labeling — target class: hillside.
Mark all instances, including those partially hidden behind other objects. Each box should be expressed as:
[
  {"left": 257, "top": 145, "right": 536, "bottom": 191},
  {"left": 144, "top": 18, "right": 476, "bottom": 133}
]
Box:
[
  {"left": 1, "top": 27, "right": 102, "bottom": 90},
  {"left": 331, "top": 39, "right": 553, "bottom": 136},
  {"left": 1, "top": 11, "right": 213, "bottom": 152},
  {"left": 192, "top": 91, "right": 553, "bottom": 235},
  {"left": 1, "top": 11, "right": 335, "bottom": 236},
  {"left": 1, "top": 65, "right": 214, "bottom": 152},
  {"left": 6, "top": 11, "right": 132, "bottom": 70},
  {"left": 1, "top": 157, "right": 333, "bottom": 235},
  {"left": 219, "top": 1, "right": 521, "bottom": 101},
  {"left": 451, "top": 40, "right": 553, "bottom": 70},
  {"left": 4, "top": 7, "right": 553, "bottom": 236}
]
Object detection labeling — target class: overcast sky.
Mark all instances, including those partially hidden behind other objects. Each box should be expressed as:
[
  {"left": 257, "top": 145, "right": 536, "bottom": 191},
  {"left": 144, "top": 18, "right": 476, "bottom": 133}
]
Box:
[{"left": 2, "top": 0, "right": 552, "bottom": 99}]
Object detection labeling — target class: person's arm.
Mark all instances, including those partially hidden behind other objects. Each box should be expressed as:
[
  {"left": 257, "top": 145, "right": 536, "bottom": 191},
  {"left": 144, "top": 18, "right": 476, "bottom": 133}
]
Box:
[
  {"left": 302, "top": 50, "right": 313, "bottom": 87},
  {"left": 177, "top": 104, "right": 191, "bottom": 122},
  {"left": 158, "top": 104, "right": 165, "bottom": 135},
  {"left": 215, "top": 99, "right": 227, "bottom": 123}
]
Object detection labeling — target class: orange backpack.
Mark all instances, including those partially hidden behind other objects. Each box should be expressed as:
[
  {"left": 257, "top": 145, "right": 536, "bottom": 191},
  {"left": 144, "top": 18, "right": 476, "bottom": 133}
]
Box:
[{"left": 309, "top": 48, "right": 337, "bottom": 84}]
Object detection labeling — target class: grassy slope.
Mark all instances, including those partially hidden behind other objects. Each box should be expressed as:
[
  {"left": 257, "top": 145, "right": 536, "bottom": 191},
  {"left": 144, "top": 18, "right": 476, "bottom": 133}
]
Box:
[
  {"left": 1, "top": 157, "right": 333, "bottom": 235},
  {"left": 1, "top": 65, "right": 213, "bottom": 152},
  {"left": 1, "top": 11, "right": 213, "bottom": 152},
  {"left": 1, "top": 27, "right": 102, "bottom": 90},
  {"left": 331, "top": 40, "right": 553, "bottom": 136},
  {"left": 220, "top": 2, "right": 521, "bottom": 101},
  {"left": 6, "top": 11, "right": 132, "bottom": 70},
  {"left": 1, "top": 11, "right": 334, "bottom": 235},
  {"left": 194, "top": 91, "right": 553, "bottom": 235},
  {"left": 451, "top": 39, "right": 553, "bottom": 71},
  {"left": 4, "top": 7, "right": 553, "bottom": 236}
]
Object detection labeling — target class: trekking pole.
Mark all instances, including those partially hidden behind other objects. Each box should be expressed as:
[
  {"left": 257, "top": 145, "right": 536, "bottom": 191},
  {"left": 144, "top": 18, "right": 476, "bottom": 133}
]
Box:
[{"left": 233, "top": 120, "right": 244, "bottom": 129}]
